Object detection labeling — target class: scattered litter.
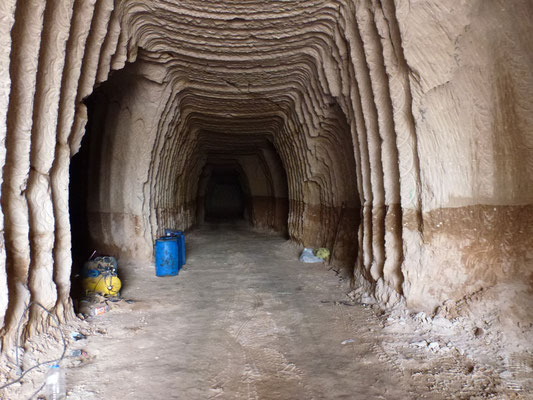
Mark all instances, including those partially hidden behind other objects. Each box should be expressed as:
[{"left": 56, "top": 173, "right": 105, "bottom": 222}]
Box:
[
  {"left": 91, "top": 305, "right": 108, "bottom": 316},
  {"left": 71, "top": 350, "right": 88, "bottom": 358},
  {"left": 299, "top": 248, "right": 323, "bottom": 263},
  {"left": 44, "top": 364, "right": 66, "bottom": 399},
  {"left": 78, "top": 293, "right": 110, "bottom": 317},
  {"left": 70, "top": 332, "right": 86, "bottom": 341},
  {"left": 341, "top": 339, "right": 355, "bottom": 345}
]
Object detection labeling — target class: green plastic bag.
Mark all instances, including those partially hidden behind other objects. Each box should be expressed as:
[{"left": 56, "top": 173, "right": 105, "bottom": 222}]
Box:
[{"left": 314, "top": 248, "right": 330, "bottom": 260}]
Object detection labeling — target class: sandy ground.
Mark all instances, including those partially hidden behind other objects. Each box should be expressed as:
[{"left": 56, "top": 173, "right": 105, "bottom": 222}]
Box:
[{"left": 2, "top": 223, "right": 532, "bottom": 399}]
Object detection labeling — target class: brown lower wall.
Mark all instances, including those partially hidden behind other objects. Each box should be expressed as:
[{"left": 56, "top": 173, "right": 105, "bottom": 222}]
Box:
[
  {"left": 250, "top": 196, "right": 289, "bottom": 235},
  {"left": 403, "top": 204, "right": 533, "bottom": 311},
  {"left": 89, "top": 202, "right": 533, "bottom": 316}
]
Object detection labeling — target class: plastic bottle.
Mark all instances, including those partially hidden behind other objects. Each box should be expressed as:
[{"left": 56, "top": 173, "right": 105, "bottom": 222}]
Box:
[{"left": 44, "top": 364, "right": 66, "bottom": 400}]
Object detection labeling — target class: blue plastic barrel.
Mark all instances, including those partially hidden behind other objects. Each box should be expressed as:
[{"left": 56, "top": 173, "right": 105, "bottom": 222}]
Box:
[
  {"left": 164, "top": 229, "right": 186, "bottom": 266},
  {"left": 155, "top": 237, "right": 179, "bottom": 276},
  {"left": 177, "top": 234, "right": 186, "bottom": 266}
]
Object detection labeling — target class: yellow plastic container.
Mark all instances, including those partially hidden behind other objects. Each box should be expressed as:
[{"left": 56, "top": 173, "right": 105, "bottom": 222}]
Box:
[{"left": 82, "top": 275, "right": 122, "bottom": 296}]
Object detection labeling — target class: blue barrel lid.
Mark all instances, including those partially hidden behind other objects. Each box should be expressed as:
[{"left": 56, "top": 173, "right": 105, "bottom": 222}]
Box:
[{"left": 157, "top": 236, "right": 178, "bottom": 241}]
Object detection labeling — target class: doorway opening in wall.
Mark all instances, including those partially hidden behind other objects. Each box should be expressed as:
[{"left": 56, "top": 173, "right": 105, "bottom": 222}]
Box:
[
  {"left": 67, "top": 61, "right": 137, "bottom": 304},
  {"left": 68, "top": 85, "right": 110, "bottom": 302},
  {"left": 68, "top": 121, "right": 92, "bottom": 301}
]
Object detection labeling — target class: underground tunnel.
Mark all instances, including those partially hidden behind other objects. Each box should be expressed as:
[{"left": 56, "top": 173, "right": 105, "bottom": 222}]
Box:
[{"left": 0, "top": 0, "right": 532, "bottom": 398}]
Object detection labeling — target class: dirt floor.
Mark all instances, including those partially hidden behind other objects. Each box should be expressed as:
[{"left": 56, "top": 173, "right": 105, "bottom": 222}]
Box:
[{"left": 1, "top": 222, "right": 532, "bottom": 399}]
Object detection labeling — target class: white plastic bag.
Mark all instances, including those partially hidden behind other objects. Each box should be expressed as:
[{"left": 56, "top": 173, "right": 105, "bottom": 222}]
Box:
[{"left": 299, "top": 248, "right": 323, "bottom": 263}]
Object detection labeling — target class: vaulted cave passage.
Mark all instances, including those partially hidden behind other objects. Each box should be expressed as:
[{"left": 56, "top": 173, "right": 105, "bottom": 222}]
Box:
[
  {"left": 72, "top": 58, "right": 359, "bottom": 267},
  {"left": 195, "top": 132, "right": 290, "bottom": 232},
  {"left": 58, "top": 41, "right": 362, "bottom": 277},
  {"left": 1, "top": 0, "right": 533, "bottom": 397}
]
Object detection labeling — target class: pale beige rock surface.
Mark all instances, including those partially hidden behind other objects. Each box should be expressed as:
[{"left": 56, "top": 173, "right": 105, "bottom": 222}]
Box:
[{"left": 0, "top": 1, "right": 531, "bottom": 392}]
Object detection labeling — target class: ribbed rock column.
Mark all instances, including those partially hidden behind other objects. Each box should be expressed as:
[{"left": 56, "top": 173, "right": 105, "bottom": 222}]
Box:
[{"left": 0, "top": 0, "right": 123, "bottom": 344}]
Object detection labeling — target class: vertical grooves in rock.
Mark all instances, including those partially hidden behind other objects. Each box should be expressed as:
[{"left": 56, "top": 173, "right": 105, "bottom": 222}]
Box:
[
  {"left": 1, "top": 0, "right": 46, "bottom": 343},
  {"left": 341, "top": 9, "right": 375, "bottom": 280},
  {"left": 347, "top": 6, "right": 386, "bottom": 281},
  {"left": 378, "top": 0, "right": 424, "bottom": 298},
  {"left": 26, "top": 0, "right": 74, "bottom": 333},
  {"left": 69, "top": 0, "right": 115, "bottom": 153},
  {"left": 0, "top": 0, "right": 17, "bottom": 332},
  {"left": 360, "top": 1, "right": 404, "bottom": 296},
  {"left": 51, "top": 0, "right": 99, "bottom": 323},
  {"left": 96, "top": 9, "right": 121, "bottom": 85}
]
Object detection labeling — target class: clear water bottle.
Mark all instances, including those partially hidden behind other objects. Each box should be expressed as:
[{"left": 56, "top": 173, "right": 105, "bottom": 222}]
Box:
[{"left": 44, "top": 364, "right": 66, "bottom": 400}]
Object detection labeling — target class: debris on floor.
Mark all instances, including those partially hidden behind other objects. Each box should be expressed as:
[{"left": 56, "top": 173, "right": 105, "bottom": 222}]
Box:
[
  {"left": 78, "top": 294, "right": 110, "bottom": 317},
  {"left": 314, "top": 247, "right": 330, "bottom": 261},
  {"left": 299, "top": 248, "right": 323, "bottom": 263},
  {"left": 77, "top": 293, "right": 136, "bottom": 319},
  {"left": 70, "top": 350, "right": 88, "bottom": 359},
  {"left": 64, "top": 226, "right": 533, "bottom": 398},
  {"left": 70, "top": 332, "right": 87, "bottom": 341},
  {"left": 3, "top": 225, "right": 531, "bottom": 399}
]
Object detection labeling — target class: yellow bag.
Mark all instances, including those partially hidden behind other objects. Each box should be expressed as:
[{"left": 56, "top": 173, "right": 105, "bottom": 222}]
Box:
[{"left": 315, "top": 248, "right": 330, "bottom": 260}]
